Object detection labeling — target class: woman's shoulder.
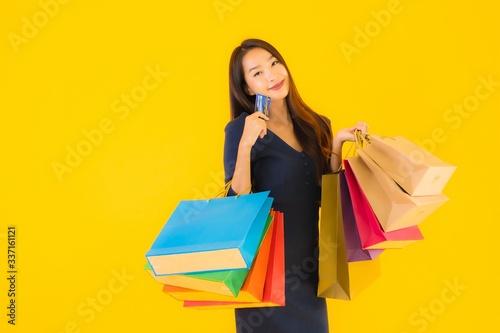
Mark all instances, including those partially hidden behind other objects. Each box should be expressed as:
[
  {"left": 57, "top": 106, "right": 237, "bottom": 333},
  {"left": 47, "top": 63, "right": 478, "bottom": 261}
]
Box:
[{"left": 224, "top": 112, "right": 249, "bottom": 135}]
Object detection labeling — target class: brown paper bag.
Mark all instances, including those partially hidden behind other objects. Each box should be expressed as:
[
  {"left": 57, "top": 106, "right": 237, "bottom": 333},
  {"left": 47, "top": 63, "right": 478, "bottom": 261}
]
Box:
[
  {"left": 362, "top": 134, "right": 457, "bottom": 196},
  {"left": 351, "top": 152, "right": 449, "bottom": 232}
]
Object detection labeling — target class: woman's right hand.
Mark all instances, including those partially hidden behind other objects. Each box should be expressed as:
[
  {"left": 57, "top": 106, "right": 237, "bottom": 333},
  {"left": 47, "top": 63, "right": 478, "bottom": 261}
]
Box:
[
  {"left": 231, "top": 112, "right": 269, "bottom": 194},
  {"left": 239, "top": 112, "right": 269, "bottom": 150}
]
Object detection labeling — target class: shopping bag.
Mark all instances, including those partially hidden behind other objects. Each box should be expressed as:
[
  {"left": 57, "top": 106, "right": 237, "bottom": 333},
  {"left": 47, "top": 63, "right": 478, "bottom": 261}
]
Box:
[
  {"left": 182, "top": 211, "right": 285, "bottom": 309},
  {"left": 350, "top": 152, "right": 448, "bottom": 232},
  {"left": 344, "top": 159, "right": 424, "bottom": 249},
  {"left": 339, "top": 171, "right": 384, "bottom": 262},
  {"left": 161, "top": 212, "right": 275, "bottom": 302},
  {"left": 145, "top": 212, "right": 274, "bottom": 297},
  {"left": 145, "top": 262, "right": 248, "bottom": 297},
  {"left": 145, "top": 191, "right": 274, "bottom": 275},
  {"left": 361, "top": 134, "right": 457, "bottom": 196},
  {"left": 317, "top": 172, "right": 350, "bottom": 300},
  {"left": 347, "top": 256, "right": 382, "bottom": 299}
]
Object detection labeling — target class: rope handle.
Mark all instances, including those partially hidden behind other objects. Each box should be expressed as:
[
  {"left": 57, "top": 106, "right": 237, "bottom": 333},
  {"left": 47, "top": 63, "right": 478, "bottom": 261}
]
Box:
[
  {"left": 354, "top": 129, "right": 372, "bottom": 149},
  {"left": 333, "top": 130, "right": 371, "bottom": 172},
  {"left": 211, "top": 180, "right": 252, "bottom": 200}
]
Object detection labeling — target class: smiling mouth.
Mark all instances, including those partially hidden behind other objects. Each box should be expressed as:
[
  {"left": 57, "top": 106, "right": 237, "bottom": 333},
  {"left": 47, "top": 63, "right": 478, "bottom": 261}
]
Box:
[{"left": 269, "top": 80, "right": 284, "bottom": 90}]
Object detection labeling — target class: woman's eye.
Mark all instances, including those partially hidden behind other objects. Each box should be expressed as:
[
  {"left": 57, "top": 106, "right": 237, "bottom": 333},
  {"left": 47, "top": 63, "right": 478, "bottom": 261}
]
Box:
[
  {"left": 253, "top": 71, "right": 262, "bottom": 77},
  {"left": 271, "top": 60, "right": 279, "bottom": 66}
]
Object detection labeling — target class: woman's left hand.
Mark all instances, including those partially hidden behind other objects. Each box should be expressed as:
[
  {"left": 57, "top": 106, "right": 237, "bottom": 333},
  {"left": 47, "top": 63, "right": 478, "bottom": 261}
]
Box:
[
  {"left": 330, "top": 121, "right": 369, "bottom": 172},
  {"left": 335, "top": 121, "right": 369, "bottom": 144}
]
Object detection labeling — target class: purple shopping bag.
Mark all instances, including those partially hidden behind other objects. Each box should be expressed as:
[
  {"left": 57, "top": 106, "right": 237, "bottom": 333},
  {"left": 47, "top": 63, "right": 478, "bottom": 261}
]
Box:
[{"left": 339, "top": 171, "right": 384, "bottom": 262}]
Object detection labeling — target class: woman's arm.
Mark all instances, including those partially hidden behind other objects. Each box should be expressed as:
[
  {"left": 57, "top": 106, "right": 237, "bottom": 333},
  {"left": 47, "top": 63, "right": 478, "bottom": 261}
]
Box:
[
  {"left": 330, "top": 121, "right": 369, "bottom": 172},
  {"left": 224, "top": 112, "right": 269, "bottom": 195}
]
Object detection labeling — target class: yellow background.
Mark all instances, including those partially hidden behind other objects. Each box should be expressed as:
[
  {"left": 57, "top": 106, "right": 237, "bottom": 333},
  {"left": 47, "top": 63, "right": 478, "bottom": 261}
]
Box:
[{"left": 1, "top": 0, "right": 499, "bottom": 332}]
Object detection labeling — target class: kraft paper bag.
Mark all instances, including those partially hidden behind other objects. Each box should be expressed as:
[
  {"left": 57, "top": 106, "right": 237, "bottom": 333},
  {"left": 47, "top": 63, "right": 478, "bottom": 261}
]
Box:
[
  {"left": 339, "top": 171, "right": 384, "bottom": 262},
  {"left": 317, "top": 172, "right": 351, "bottom": 300},
  {"left": 362, "top": 134, "right": 457, "bottom": 196},
  {"left": 146, "top": 191, "right": 273, "bottom": 275},
  {"left": 344, "top": 159, "right": 424, "bottom": 250},
  {"left": 182, "top": 211, "right": 285, "bottom": 309},
  {"left": 351, "top": 151, "right": 449, "bottom": 232}
]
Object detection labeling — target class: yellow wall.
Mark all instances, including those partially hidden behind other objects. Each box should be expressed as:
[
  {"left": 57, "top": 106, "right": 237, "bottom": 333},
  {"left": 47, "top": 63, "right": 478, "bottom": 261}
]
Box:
[{"left": 1, "top": 0, "right": 498, "bottom": 332}]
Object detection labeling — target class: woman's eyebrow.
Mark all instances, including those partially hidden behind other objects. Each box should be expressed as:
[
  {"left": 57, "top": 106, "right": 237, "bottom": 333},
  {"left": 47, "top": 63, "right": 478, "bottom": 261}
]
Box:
[{"left": 248, "top": 54, "right": 275, "bottom": 73}]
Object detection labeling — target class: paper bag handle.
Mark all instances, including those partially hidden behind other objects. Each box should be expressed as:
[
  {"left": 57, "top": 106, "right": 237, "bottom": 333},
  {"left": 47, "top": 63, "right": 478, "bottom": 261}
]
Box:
[{"left": 211, "top": 180, "right": 252, "bottom": 200}]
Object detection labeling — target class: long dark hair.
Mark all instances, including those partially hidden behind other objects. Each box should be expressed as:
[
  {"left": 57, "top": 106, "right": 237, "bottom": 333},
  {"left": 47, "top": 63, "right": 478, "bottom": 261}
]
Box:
[{"left": 228, "top": 38, "right": 333, "bottom": 182}]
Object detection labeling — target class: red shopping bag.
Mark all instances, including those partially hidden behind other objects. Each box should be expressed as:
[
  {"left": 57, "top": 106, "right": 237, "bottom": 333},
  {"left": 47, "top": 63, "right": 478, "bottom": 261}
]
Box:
[
  {"left": 339, "top": 171, "right": 384, "bottom": 261},
  {"left": 344, "top": 159, "right": 424, "bottom": 250}
]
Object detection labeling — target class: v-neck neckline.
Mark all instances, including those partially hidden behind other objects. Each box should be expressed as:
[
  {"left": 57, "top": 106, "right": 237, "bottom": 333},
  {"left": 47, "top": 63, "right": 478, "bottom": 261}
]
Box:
[{"left": 267, "top": 129, "right": 304, "bottom": 154}]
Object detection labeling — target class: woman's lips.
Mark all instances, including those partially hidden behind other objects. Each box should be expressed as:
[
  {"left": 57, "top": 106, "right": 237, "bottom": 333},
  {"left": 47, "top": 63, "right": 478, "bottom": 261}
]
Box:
[{"left": 269, "top": 80, "right": 284, "bottom": 90}]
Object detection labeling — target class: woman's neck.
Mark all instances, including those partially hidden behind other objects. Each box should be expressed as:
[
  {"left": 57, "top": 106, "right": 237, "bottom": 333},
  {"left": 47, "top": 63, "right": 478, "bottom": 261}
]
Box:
[{"left": 268, "top": 99, "right": 291, "bottom": 125}]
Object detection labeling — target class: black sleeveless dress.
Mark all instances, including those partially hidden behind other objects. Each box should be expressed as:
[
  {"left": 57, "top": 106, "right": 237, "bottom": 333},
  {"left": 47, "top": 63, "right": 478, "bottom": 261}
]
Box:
[{"left": 224, "top": 112, "right": 329, "bottom": 333}]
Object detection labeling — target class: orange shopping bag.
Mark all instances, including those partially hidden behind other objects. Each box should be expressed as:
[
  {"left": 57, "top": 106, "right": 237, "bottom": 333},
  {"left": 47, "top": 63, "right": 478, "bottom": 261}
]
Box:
[{"left": 182, "top": 211, "right": 285, "bottom": 309}]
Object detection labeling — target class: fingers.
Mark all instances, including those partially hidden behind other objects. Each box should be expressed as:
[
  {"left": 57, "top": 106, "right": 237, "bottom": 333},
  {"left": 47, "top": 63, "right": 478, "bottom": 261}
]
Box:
[
  {"left": 247, "top": 112, "right": 269, "bottom": 130},
  {"left": 256, "top": 114, "right": 268, "bottom": 138},
  {"left": 242, "top": 112, "right": 268, "bottom": 145},
  {"left": 253, "top": 112, "right": 269, "bottom": 122},
  {"left": 253, "top": 114, "right": 268, "bottom": 138},
  {"left": 354, "top": 121, "right": 369, "bottom": 134}
]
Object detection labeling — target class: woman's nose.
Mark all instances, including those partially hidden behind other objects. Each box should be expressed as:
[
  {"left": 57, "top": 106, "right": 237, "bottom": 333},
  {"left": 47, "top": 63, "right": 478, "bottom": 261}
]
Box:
[{"left": 266, "top": 70, "right": 277, "bottom": 82}]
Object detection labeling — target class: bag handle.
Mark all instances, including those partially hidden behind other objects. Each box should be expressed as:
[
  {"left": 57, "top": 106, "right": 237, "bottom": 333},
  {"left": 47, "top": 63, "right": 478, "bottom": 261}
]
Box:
[
  {"left": 333, "top": 131, "right": 364, "bottom": 172},
  {"left": 354, "top": 129, "right": 372, "bottom": 149},
  {"left": 211, "top": 180, "right": 252, "bottom": 200}
]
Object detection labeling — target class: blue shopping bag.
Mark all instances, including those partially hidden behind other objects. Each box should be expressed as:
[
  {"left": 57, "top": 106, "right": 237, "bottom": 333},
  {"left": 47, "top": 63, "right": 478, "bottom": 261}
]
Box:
[{"left": 146, "top": 191, "right": 273, "bottom": 276}]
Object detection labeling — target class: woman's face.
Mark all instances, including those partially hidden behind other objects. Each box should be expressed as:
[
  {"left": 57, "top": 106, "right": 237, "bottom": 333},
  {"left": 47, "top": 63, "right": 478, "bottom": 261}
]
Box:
[{"left": 241, "top": 47, "right": 289, "bottom": 102}]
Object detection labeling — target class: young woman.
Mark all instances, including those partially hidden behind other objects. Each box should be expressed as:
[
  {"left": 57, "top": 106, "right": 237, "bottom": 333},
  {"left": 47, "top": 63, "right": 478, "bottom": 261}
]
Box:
[{"left": 223, "top": 38, "right": 368, "bottom": 333}]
